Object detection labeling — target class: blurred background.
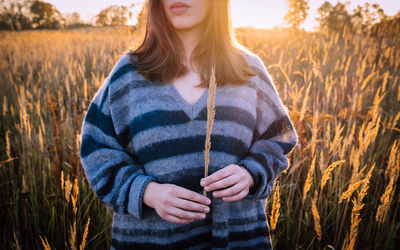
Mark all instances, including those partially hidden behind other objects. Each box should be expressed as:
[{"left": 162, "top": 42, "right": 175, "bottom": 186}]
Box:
[{"left": 0, "top": 0, "right": 399, "bottom": 249}]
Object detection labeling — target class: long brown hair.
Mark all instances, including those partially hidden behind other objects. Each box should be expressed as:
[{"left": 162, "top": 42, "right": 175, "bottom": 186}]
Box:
[{"left": 127, "top": 0, "right": 256, "bottom": 87}]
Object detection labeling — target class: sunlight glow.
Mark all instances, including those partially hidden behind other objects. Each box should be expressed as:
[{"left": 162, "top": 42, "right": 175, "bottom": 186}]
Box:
[{"left": 45, "top": 0, "right": 400, "bottom": 31}]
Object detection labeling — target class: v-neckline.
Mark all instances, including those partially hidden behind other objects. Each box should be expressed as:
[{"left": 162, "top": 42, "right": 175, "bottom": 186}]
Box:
[{"left": 167, "top": 83, "right": 208, "bottom": 120}]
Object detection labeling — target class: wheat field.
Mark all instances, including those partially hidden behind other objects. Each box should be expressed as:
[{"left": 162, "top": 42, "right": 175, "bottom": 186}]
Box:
[{"left": 0, "top": 25, "right": 399, "bottom": 249}]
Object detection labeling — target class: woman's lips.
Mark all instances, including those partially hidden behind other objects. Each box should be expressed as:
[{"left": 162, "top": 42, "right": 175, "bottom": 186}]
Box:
[
  {"left": 170, "top": 2, "right": 189, "bottom": 15},
  {"left": 170, "top": 6, "right": 189, "bottom": 15}
]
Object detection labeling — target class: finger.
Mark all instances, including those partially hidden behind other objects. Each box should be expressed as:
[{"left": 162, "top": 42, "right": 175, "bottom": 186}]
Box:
[
  {"left": 213, "top": 182, "right": 246, "bottom": 198},
  {"left": 164, "top": 214, "right": 195, "bottom": 224},
  {"left": 176, "top": 186, "right": 211, "bottom": 205},
  {"left": 168, "top": 207, "right": 207, "bottom": 220},
  {"left": 204, "top": 174, "right": 240, "bottom": 192},
  {"left": 174, "top": 198, "right": 210, "bottom": 213},
  {"left": 222, "top": 189, "right": 248, "bottom": 202},
  {"left": 201, "top": 165, "right": 235, "bottom": 186}
]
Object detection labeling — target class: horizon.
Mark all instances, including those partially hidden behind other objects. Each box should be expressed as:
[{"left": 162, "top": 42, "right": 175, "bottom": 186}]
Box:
[{"left": 45, "top": 0, "right": 400, "bottom": 31}]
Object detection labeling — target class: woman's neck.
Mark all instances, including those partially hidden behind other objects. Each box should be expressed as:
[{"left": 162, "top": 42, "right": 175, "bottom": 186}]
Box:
[{"left": 175, "top": 24, "right": 204, "bottom": 71}]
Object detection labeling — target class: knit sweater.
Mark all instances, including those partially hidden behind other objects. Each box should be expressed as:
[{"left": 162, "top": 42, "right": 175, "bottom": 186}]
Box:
[{"left": 79, "top": 48, "right": 298, "bottom": 250}]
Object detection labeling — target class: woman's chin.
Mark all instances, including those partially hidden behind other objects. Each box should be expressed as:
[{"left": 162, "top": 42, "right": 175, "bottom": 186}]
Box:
[
  {"left": 172, "top": 24, "right": 194, "bottom": 30},
  {"left": 171, "top": 20, "right": 202, "bottom": 30}
]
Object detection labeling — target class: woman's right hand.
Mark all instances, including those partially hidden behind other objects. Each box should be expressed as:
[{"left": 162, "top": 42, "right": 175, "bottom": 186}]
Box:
[{"left": 143, "top": 182, "right": 211, "bottom": 224}]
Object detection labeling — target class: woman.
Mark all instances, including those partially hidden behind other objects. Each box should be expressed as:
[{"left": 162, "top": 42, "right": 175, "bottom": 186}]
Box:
[{"left": 80, "top": 0, "right": 298, "bottom": 249}]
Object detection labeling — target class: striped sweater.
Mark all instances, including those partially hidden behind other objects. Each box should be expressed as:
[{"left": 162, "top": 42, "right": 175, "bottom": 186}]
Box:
[{"left": 79, "top": 48, "right": 298, "bottom": 249}]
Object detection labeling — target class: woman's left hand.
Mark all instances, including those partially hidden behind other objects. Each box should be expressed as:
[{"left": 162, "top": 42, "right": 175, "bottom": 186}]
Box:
[{"left": 200, "top": 164, "right": 254, "bottom": 202}]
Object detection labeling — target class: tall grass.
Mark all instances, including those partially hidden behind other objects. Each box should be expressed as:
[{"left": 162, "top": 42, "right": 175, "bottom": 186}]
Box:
[
  {"left": 237, "top": 26, "right": 400, "bottom": 249},
  {"left": 0, "top": 24, "right": 399, "bottom": 249}
]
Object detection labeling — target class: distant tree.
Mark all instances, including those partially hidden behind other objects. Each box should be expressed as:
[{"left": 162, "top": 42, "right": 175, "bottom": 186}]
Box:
[
  {"left": 95, "top": 5, "right": 131, "bottom": 26},
  {"left": 132, "top": 2, "right": 147, "bottom": 32},
  {"left": 284, "top": 0, "right": 309, "bottom": 30},
  {"left": 0, "top": 0, "right": 33, "bottom": 30},
  {"left": 352, "top": 3, "right": 386, "bottom": 33},
  {"left": 369, "top": 11, "right": 400, "bottom": 39},
  {"left": 317, "top": 1, "right": 353, "bottom": 32},
  {"left": 66, "top": 12, "right": 82, "bottom": 25},
  {"left": 30, "top": 0, "right": 64, "bottom": 29},
  {"left": 63, "top": 12, "right": 83, "bottom": 27},
  {"left": 63, "top": 11, "right": 91, "bottom": 28},
  {"left": 317, "top": 1, "right": 388, "bottom": 34},
  {"left": 95, "top": 8, "right": 108, "bottom": 26}
]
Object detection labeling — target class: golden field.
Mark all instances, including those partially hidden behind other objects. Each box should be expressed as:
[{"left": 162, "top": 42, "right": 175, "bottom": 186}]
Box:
[{"left": 0, "top": 25, "right": 399, "bottom": 249}]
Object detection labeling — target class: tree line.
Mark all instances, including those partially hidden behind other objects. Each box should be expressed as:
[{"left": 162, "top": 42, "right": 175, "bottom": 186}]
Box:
[
  {"left": 0, "top": 0, "right": 141, "bottom": 30},
  {"left": 1, "top": 0, "right": 399, "bottom": 33},
  {"left": 285, "top": 0, "right": 400, "bottom": 34}
]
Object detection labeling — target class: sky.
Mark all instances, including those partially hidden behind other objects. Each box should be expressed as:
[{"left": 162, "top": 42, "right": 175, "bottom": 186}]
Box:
[{"left": 46, "top": 0, "right": 400, "bottom": 31}]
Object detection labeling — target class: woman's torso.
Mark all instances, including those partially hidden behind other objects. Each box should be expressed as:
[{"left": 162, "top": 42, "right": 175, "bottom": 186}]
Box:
[{"left": 108, "top": 53, "right": 272, "bottom": 249}]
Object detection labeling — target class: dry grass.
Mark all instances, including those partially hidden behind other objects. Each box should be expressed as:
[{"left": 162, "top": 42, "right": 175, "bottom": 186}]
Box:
[
  {"left": 320, "top": 160, "right": 345, "bottom": 191},
  {"left": 269, "top": 180, "right": 280, "bottom": 231},
  {"left": 1, "top": 25, "right": 399, "bottom": 249},
  {"left": 203, "top": 65, "right": 217, "bottom": 196},
  {"left": 312, "top": 189, "right": 322, "bottom": 241}
]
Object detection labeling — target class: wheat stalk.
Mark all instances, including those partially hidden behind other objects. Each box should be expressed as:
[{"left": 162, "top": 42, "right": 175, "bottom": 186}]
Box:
[
  {"left": 79, "top": 217, "right": 91, "bottom": 250},
  {"left": 344, "top": 163, "right": 375, "bottom": 250},
  {"left": 69, "top": 178, "right": 79, "bottom": 250},
  {"left": 299, "top": 80, "right": 311, "bottom": 122},
  {"left": 64, "top": 175, "right": 72, "bottom": 203},
  {"left": 320, "top": 160, "right": 345, "bottom": 191},
  {"left": 203, "top": 65, "right": 217, "bottom": 196},
  {"left": 5, "top": 130, "right": 11, "bottom": 159},
  {"left": 310, "top": 110, "right": 319, "bottom": 157},
  {"left": 40, "top": 236, "right": 51, "bottom": 250},
  {"left": 69, "top": 221, "right": 77, "bottom": 250},
  {"left": 375, "top": 178, "right": 396, "bottom": 224},
  {"left": 339, "top": 179, "right": 364, "bottom": 203},
  {"left": 376, "top": 142, "right": 399, "bottom": 223},
  {"left": 61, "top": 170, "right": 65, "bottom": 194},
  {"left": 2, "top": 95, "right": 7, "bottom": 116},
  {"left": 303, "top": 155, "right": 316, "bottom": 202},
  {"left": 38, "top": 127, "right": 44, "bottom": 153},
  {"left": 384, "top": 140, "right": 399, "bottom": 177},
  {"left": 311, "top": 189, "right": 322, "bottom": 241},
  {"left": 71, "top": 178, "right": 79, "bottom": 215},
  {"left": 270, "top": 180, "right": 281, "bottom": 230}
]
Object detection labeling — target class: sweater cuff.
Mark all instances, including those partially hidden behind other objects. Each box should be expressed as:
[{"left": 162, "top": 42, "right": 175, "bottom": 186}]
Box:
[
  {"left": 238, "top": 163, "right": 257, "bottom": 196},
  {"left": 237, "top": 159, "right": 264, "bottom": 199},
  {"left": 127, "top": 175, "right": 157, "bottom": 219}
]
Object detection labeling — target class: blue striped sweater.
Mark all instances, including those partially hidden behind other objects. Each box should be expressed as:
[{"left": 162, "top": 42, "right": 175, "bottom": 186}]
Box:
[{"left": 79, "top": 48, "right": 298, "bottom": 249}]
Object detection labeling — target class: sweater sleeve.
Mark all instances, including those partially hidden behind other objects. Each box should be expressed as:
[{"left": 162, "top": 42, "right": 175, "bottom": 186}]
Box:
[
  {"left": 79, "top": 54, "right": 156, "bottom": 219},
  {"left": 237, "top": 53, "right": 298, "bottom": 200}
]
